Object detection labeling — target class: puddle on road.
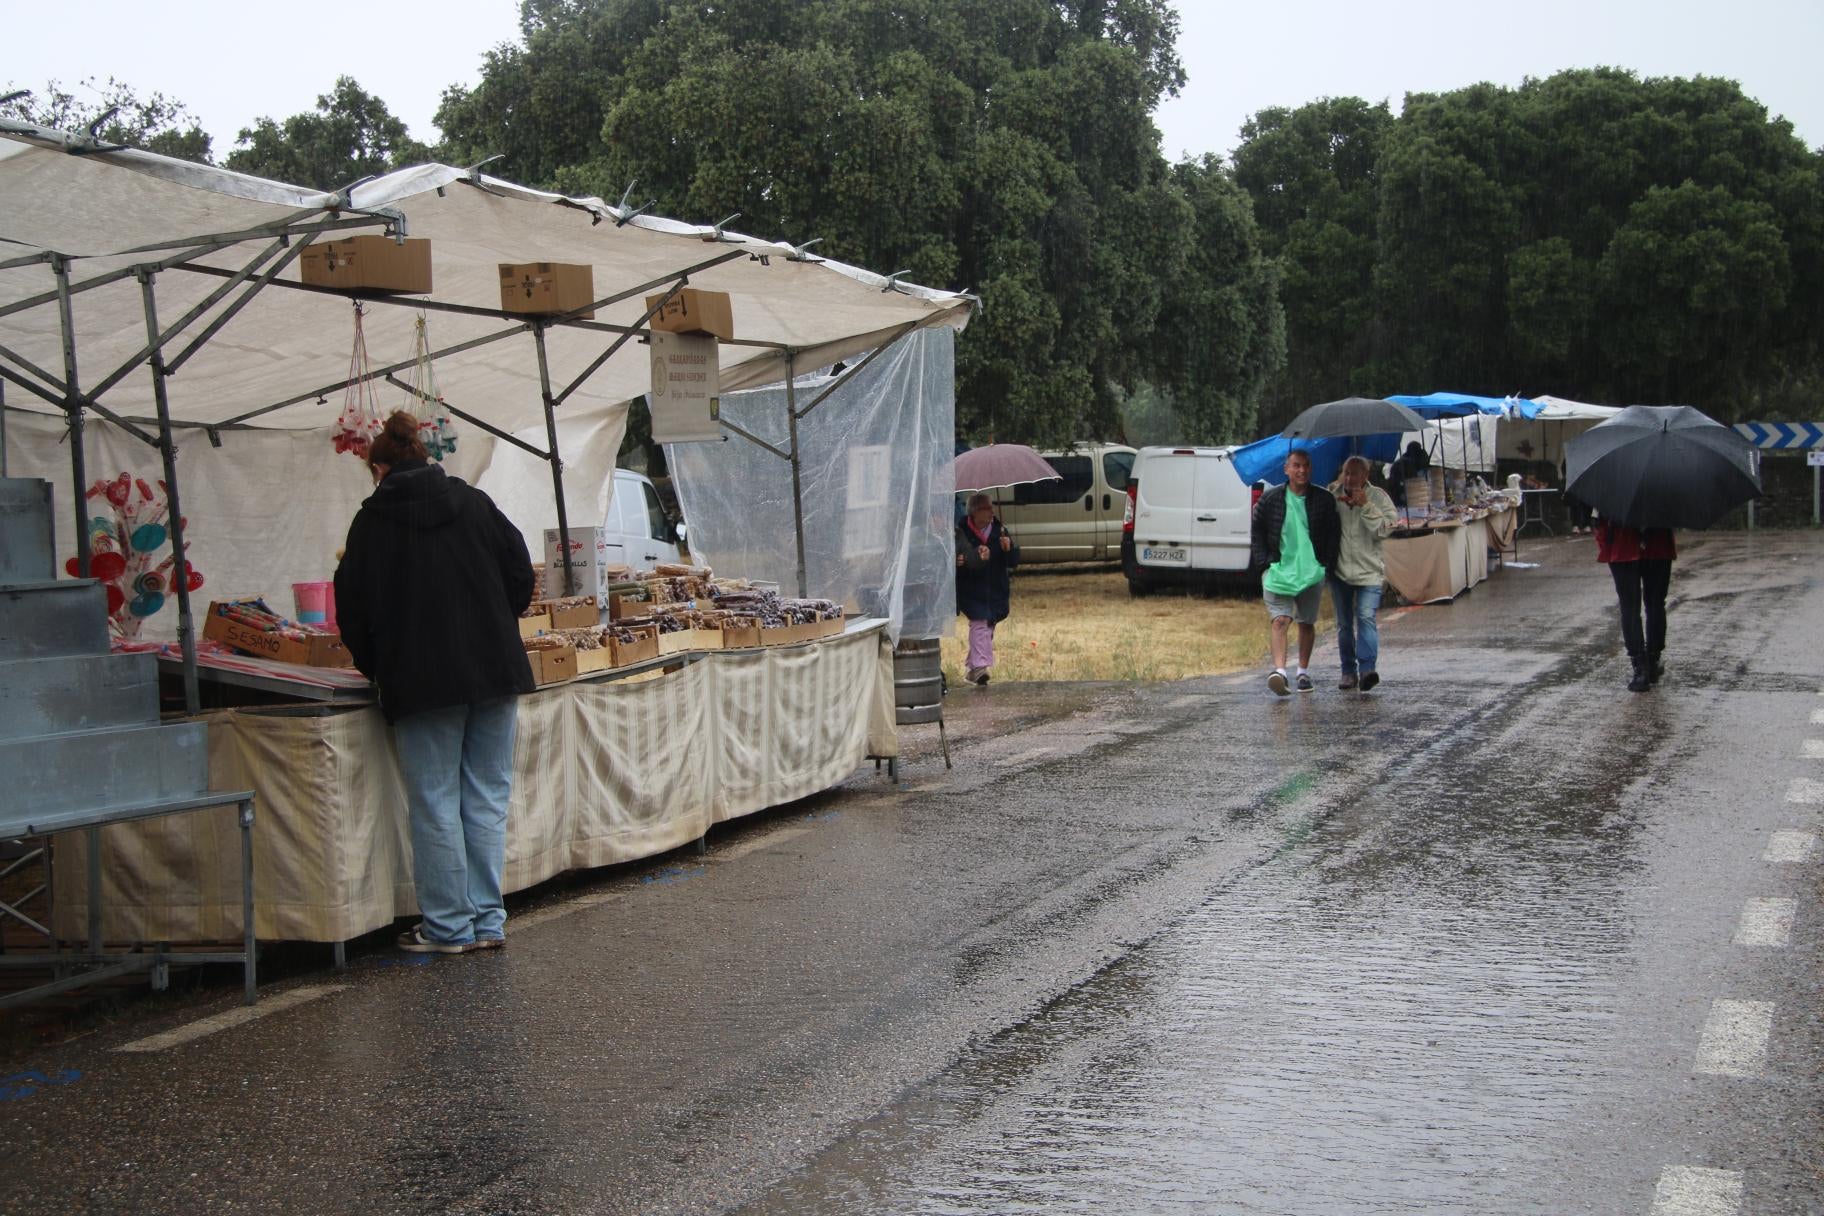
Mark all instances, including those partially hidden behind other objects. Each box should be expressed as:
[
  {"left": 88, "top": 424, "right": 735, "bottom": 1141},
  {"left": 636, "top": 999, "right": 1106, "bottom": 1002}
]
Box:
[{"left": 739, "top": 663, "right": 1676, "bottom": 1214}]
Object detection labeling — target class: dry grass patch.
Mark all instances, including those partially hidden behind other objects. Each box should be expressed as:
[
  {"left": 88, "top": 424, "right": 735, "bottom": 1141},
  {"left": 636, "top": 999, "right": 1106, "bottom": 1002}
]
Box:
[{"left": 940, "top": 569, "right": 1335, "bottom": 684}]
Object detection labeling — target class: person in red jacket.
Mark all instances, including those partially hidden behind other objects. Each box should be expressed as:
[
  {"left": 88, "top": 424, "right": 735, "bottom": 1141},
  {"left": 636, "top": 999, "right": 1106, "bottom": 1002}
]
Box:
[{"left": 1594, "top": 515, "right": 1676, "bottom": 692}]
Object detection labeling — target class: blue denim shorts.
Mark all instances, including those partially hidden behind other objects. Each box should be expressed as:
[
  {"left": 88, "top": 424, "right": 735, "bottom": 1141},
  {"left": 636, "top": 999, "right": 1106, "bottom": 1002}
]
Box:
[{"left": 1263, "top": 583, "right": 1322, "bottom": 625}]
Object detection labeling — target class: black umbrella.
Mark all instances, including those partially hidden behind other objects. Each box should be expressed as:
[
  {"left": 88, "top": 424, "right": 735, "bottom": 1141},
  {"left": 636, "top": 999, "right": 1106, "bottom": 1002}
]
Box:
[
  {"left": 1564, "top": 405, "right": 1761, "bottom": 529},
  {"left": 1282, "top": 396, "right": 1428, "bottom": 439}
]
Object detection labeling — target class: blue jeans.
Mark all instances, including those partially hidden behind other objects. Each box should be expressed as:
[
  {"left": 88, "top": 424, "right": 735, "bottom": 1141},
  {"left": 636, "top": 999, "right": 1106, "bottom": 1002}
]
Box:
[
  {"left": 392, "top": 697, "right": 519, "bottom": 944},
  {"left": 1328, "top": 577, "right": 1383, "bottom": 677}
]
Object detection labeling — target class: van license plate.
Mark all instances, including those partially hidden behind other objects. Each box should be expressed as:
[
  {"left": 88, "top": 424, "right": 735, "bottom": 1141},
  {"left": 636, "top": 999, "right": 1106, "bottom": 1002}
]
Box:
[{"left": 1142, "top": 546, "right": 1187, "bottom": 564}]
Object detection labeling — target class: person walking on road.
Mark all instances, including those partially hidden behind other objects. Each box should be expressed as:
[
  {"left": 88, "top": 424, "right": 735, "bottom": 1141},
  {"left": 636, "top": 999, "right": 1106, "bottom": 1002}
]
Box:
[
  {"left": 956, "top": 491, "right": 1019, "bottom": 686},
  {"left": 1594, "top": 514, "right": 1676, "bottom": 692},
  {"left": 335, "top": 411, "right": 537, "bottom": 953},
  {"left": 1327, "top": 455, "right": 1398, "bottom": 692},
  {"left": 1250, "top": 449, "right": 1340, "bottom": 696}
]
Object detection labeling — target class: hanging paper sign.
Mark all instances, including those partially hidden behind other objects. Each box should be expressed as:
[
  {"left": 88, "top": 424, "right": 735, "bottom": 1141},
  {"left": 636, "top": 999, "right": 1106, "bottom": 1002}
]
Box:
[{"left": 648, "top": 330, "right": 722, "bottom": 443}]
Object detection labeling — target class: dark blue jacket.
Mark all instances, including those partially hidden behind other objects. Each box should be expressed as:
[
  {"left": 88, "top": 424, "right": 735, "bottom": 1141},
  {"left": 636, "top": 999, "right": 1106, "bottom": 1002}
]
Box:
[{"left": 955, "top": 519, "right": 1019, "bottom": 623}]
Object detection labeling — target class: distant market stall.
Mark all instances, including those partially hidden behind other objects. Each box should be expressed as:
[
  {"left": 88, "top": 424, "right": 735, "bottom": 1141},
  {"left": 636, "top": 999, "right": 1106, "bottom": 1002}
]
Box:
[{"left": 0, "top": 120, "right": 968, "bottom": 950}]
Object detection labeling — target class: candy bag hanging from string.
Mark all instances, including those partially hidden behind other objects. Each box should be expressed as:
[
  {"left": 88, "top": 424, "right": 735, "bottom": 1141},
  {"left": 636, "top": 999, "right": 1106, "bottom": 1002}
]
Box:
[
  {"left": 333, "top": 301, "right": 384, "bottom": 459},
  {"left": 403, "top": 313, "right": 458, "bottom": 462}
]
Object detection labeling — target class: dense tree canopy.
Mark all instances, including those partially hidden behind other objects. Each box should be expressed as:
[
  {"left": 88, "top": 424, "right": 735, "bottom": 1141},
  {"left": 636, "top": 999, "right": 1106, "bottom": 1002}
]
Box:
[
  {"left": 15, "top": 47, "right": 1821, "bottom": 436},
  {"left": 437, "top": 0, "right": 1281, "bottom": 446},
  {"left": 0, "top": 77, "right": 213, "bottom": 163},
  {"left": 1234, "top": 68, "right": 1824, "bottom": 425},
  {"left": 224, "top": 77, "right": 432, "bottom": 192}
]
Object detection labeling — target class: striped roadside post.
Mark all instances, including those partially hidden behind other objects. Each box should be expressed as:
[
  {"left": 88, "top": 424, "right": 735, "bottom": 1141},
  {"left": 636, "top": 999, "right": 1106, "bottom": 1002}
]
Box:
[{"left": 1734, "top": 422, "right": 1824, "bottom": 527}]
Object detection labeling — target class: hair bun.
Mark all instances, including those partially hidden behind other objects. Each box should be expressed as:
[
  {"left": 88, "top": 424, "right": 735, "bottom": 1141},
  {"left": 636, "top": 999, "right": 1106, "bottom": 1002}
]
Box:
[{"left": 384, "top": 411, "right": 419, "bottom": 439}]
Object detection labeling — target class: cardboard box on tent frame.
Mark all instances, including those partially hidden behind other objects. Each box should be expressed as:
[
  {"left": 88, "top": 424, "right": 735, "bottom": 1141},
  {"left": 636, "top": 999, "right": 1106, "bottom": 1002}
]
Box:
[
  {"left": 645, "top": 288, "right": 735, "bottom": 340},
  {"left": 299, "top": 236, "right": 433, "bottom": 294},
  {"left": 499, "top": 262, "right": 596, "bottom": 318}
]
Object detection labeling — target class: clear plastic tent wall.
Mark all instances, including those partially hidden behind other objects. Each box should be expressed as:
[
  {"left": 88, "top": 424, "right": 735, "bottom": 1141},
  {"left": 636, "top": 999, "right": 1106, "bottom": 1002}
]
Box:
[{"left": 666, "top": 327, "right": 955, "bottom": 643}]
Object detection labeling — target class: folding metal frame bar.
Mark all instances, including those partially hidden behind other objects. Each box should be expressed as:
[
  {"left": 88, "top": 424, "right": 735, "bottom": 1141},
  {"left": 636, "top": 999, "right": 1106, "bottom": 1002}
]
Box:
[{"left": 0, "top": 792, "right": 258, "bottom": 1009}]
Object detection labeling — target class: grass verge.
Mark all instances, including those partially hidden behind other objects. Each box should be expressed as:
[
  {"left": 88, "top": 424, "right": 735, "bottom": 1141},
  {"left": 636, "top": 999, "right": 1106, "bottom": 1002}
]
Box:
[{"left": 939, "top": 568, "right": 1335, "bottom": 684}]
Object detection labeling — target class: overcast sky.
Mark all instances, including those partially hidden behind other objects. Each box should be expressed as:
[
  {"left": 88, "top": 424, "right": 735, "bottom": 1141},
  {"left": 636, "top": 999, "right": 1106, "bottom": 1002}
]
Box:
[{"left": 3, "top": 0, "right": 1819, "bottom": 168}]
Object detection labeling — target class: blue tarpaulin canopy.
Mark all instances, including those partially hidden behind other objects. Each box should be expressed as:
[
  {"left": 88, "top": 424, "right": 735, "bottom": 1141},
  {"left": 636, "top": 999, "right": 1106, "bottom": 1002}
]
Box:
[
  {"left": 1236, "top": 392, "right": 1544, "bottom": 485},
  {"left": 1231, "top": 433, "right": 1402, "bottom": 488},
  {"left": 1387, "top": 392, "right": 1543, "bottom": 420}
]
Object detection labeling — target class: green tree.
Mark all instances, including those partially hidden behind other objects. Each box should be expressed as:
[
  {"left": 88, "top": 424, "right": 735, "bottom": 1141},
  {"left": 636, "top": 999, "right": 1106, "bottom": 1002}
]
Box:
[
  {"left": 436, "top": 0, "right": 1280, "bottom": 447},
  {"left": 1230, "top": 97, "right": 1391, "bottom": 426},
  {"left": 224, "top": 77, "right": 431, "bottom": 191},
  {"left": 0, "top": 76, "right": 213, "bottom": 163}
]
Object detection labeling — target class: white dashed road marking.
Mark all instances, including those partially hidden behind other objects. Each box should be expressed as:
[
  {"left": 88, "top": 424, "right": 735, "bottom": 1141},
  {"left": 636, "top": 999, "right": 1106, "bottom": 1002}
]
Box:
[
  {"left": 1764, "top": 831, "right": 1818, "bottom": 862},
  {"left": 1811, "top": 707, "right": 1824, "bottom": 725},
  {"left": 1693, "top": 999, "right": 1774, "bottom": 1078},
  {"left": 1788, "top": 778, "right": 1824, "bottom": 805},
  {"left": 1650, "top": 1165, "right": 1743, "bottom": 1215},
  {"left": 996, "top": 746, "right": 1055, "bottom": 768},
  {"left": 1733, "top": 898, "right": 1797, "bottom": 946},
  {"left": 114, "top": 983, "right": 350, "bottom": 1053},
  {"left": 1803, "top": 739, "right": 1824, "bottom": 759}
]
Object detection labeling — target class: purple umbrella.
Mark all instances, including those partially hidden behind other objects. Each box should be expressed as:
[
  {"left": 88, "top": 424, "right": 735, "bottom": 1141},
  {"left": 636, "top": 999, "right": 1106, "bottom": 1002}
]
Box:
[{"left": 952, "top": 444, "right": 1061, "bottom": 493}]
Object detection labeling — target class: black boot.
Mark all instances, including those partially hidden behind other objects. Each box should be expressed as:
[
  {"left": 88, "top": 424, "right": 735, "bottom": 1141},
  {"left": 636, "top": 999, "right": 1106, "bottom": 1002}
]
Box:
[
  {"left": 1648, "top": 653, "right": 1664, "bottom": 685},
  {"left": 1627, "top": 660, "right": 1651, "bottom": 693}
]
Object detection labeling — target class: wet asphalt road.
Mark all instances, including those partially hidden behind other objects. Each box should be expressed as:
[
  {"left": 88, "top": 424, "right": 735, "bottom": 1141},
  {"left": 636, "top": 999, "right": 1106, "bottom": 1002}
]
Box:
[{"left": 1, "top": 530, "right": 1820, "bottom": 1215}]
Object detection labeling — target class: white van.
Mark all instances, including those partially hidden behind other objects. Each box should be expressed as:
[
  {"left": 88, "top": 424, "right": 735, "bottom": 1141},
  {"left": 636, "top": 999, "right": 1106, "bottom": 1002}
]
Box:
[
  {"left": 1121, "top": 445, "right": 1259, "bottom": 595},
  {"left": 543, "top": 469, "right": 683, "bottom": 597},
  {"left": 603, "top": 468, "right": 683, "bottom": 569},
  {"left": 988, "top": 443, "right": 1136, "bottom": 563}
]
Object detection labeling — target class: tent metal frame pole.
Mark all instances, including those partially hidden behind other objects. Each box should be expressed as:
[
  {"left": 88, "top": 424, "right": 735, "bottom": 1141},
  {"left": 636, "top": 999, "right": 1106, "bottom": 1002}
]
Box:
[
  {"left": 0, "top": 218, "right": 377, "bottom": 326},
  {"left": 793, "top": 322, "right": 920, "bottom": 421},
  {"left": 531, "top": 323, "right": 575, "bottom": 597},
  {"left": 552, "top": 284, "right": 684, "bottom": 408},
  {"left": 0, "top": 340, "right": 70, "bottom": 399},
  {"left": 170, "top": 248, "right": 763, "bottom": 343},
  {"left": 1, "top": 381, "right": 7, "bottom": 477},
  {"left": 164, "top": 233, "right": 321, "bottom": 376},
  {"left": 224, "top": 323, "right": 532, "bottom": 428},
  {"left": 137, "top": 270, "right": 200, "bottom": 714},
  {"left": 783, "top": 353, "right": 808, "bottom": 597},
  {"left": 83, "top": 237, "right": 296, "bottom": 401},
  {"left": 383, "top": 374, "right": 550, "bottom": 462},
  {"left": 52, "top": 255, "right": 88, "bottom": 578}
]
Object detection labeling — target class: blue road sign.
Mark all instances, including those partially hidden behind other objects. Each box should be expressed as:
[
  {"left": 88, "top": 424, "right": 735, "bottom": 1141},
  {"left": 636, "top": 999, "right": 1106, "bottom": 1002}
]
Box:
[{"left": 1734, "top": 422, "right": 1824, "bottom": 449}]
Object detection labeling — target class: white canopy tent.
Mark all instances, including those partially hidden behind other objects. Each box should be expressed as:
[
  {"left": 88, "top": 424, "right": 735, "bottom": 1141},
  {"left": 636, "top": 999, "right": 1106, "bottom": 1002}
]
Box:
[{"left": 0, "top": 121, "right": 972, "bottom": 705}]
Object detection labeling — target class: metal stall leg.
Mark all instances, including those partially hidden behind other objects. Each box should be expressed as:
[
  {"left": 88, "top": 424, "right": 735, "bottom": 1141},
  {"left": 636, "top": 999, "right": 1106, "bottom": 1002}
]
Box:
[
  {"left": 240, "top": 799, "right": 257, "bottom": 1005},
  {"left": 938, "top": 718, "right": 952, "bottom": 770}
]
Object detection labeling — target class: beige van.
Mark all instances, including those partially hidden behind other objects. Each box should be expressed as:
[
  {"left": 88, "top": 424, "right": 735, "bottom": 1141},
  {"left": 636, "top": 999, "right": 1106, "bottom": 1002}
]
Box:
[{"left": 989, "top": 443, "right": 1136, "bottom": 563}]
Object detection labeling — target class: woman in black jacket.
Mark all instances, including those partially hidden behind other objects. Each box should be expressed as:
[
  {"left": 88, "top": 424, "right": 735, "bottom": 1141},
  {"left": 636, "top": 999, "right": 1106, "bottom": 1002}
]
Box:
[
  {"left": 334, "top": 412, "right": 535, "bottom": 953},
  {"left": 954, "top": 492, "right": 1019, "bottom": 685}
]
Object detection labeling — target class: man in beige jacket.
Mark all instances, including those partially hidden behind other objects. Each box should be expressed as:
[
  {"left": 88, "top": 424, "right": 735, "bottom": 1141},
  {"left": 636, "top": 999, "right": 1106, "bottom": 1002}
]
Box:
[{"left": 1328, "top": 455, "right": 1399, "bottom": 691}]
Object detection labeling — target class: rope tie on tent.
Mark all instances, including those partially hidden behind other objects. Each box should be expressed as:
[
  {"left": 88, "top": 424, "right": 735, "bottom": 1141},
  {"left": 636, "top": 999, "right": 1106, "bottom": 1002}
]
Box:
[
  {"left": 332, "top": 301, "right": 383, "bottom": 459},
  {"left": 404, "top": 313, "right": 457, "bottom": 462}
]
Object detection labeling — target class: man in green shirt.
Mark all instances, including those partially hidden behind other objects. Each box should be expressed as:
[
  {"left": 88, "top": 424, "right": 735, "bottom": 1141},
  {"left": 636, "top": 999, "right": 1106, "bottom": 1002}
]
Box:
[{"left": 1248, "top": 450, "right": 1342, "bottom": 695}]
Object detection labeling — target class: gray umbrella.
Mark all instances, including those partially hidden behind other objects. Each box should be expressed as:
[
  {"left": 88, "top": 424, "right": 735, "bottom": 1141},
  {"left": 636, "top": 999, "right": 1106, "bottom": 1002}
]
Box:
[
  {"left": 1281, "top": 396, "right": 1428, "bottom": 439},
  {"left": 1564, "top": 405, "right": 1761, "bottom": 530}
]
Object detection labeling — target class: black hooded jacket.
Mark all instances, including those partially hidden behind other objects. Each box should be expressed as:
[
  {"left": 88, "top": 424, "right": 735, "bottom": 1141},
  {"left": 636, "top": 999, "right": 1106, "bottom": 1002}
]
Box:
[{"left": 334, "top": 461, "right": 535, "bottom": 722}]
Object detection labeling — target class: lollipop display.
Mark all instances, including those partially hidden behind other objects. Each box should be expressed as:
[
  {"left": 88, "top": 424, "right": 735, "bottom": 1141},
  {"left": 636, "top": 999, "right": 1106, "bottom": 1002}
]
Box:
[{"left": 63, "top": 472, "right": 203, "bottom": 638}]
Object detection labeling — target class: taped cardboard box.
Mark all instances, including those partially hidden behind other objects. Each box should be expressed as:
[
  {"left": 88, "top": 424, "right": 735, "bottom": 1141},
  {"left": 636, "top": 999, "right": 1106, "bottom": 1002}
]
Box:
[
  {"left": 718, "top": 620, "right": 762, "bottom": 649},
  {"left": 656, "top": 627, "right": 723, "bottom": 657},
  {"left": 575, "top": 645, "right": 618, "bottom": 675},
  {"left": 528, "top": 645, "right": 576, "bottom": 685},
  {"left": 518, "top": 612, "right": 551, "bottom": 639},
  {"left": 759, "top": 613, "right": 845, "bottom": 647},
  {"left": 300, "top": 237, "right": 432, "bottom": 294},
  {"left": 203, "top": 604, "right": 353, "bottom": 667},
  {"left": 610, "top": 625, "right": 660, "bottom": 669},
  {"left": 537, "top": 597, "right": 598, "bottom": 630},
  {"left": 644, "top": 288, "right": 735, "bottom": 340},
  {"left": 500, "top": 262, "right": 595, "bottom": 318}
]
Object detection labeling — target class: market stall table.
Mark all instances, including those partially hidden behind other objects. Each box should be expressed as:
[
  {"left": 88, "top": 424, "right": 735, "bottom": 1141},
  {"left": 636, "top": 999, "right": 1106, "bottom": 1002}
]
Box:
[
  {"left": 1383, "top": 503, "right": 1515, "bottom": 604},
  {"left": 56, "top": 621, "right": 896, "bottom": 953}
]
